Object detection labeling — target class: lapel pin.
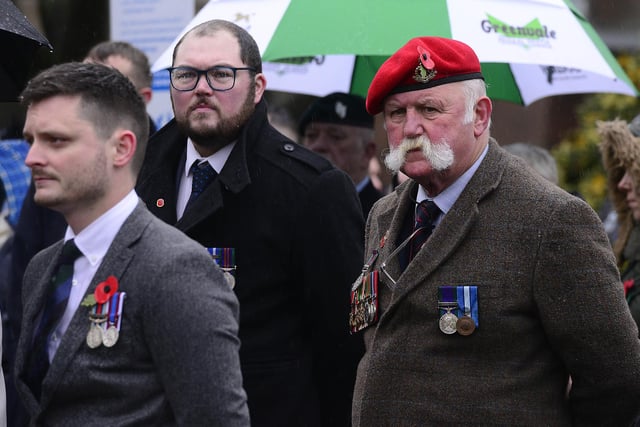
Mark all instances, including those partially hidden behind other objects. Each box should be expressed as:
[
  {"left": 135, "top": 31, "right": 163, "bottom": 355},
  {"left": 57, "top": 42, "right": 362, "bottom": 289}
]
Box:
[{"left": 156, "top": 198, "right": 165, "bottom": 208}]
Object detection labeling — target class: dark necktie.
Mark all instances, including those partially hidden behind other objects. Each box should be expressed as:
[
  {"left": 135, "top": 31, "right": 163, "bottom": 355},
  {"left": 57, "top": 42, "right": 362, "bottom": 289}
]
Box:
[
  {"left": 26, "top": 239, "right": 82, "bottom": 399},
  {"left": 186, "top": 160, "right": 217, "bottom": 209},
  {"left": 408, "top": 200, "right": 441, "bottom": 261}
]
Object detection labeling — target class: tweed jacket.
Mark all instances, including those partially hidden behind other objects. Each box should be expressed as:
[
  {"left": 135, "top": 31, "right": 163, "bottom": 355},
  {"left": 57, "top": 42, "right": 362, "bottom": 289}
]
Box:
[
  {"left": 136, "top": 99, "right": 365, "bottom": 427},
  {"left": 352, "top": 140, "right": 640, "bottom": 426},
  {"left": 14, "top": 202, "right": 249, "bottom": 426}
]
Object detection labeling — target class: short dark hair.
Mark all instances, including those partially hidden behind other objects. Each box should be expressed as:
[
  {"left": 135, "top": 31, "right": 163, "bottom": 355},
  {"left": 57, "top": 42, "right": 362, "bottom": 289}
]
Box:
[
  {"left": 20, "top": 62, "right": 149, "bottom": 174},
  {"left": 85, "top": 40, "right": 153, "bottom": 90},
  {"left": 172, "top": 19, "right": 262, "bottom": 73}
]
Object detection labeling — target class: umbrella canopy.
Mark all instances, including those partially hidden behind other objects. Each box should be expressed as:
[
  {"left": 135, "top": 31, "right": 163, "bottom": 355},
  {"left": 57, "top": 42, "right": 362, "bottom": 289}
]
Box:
[
  {"left": 152, "top": 0, "right": 637, "bottom": 105},
  {"left": 0, "top": 0, "right": 53, "bottom": 102}
]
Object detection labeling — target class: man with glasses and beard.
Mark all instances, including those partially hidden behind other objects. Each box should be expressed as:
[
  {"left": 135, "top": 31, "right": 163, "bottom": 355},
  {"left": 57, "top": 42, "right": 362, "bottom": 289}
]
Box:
[
  {"left": 136, "top": 20, "right": 364, "bottom": 427},
  {"left": 350, "top": 36, "right": 640, "bottom": 425}
]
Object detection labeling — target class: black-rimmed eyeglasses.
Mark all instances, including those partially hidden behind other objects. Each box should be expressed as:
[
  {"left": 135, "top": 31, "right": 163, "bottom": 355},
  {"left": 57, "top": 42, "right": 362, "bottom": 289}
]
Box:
[{"left": 168, "top": 65, "right": 257, "bottom": 92}]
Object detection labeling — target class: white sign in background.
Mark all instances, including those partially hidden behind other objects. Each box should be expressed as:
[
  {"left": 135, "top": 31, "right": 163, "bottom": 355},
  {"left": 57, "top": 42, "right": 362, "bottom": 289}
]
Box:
[{"left": 110, "top": 0, "right": 196, "bottom": 128}]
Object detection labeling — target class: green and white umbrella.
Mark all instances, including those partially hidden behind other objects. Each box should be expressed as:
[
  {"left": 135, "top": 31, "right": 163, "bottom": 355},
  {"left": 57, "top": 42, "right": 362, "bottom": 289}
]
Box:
[{"left": 151, "top": 0, "right": 637, "bottom": 105}]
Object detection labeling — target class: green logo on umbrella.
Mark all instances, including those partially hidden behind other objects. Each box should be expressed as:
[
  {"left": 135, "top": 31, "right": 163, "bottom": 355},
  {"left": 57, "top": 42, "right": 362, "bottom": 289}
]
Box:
[{"left": 481, "top": 15, "right": 557, "bottom": 43}]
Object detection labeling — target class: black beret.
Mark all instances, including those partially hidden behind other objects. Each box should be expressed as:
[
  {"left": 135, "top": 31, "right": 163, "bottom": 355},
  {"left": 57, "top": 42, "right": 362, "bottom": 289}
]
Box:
[{"left": 298, "top": 92, "right": 374, "bottom": 135}]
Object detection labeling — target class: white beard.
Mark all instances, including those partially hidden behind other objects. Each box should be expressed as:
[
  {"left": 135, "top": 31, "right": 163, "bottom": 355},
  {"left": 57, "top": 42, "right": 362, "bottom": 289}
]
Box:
[{"left": 384, "top": 135, "right": 454, "bottom": 173}]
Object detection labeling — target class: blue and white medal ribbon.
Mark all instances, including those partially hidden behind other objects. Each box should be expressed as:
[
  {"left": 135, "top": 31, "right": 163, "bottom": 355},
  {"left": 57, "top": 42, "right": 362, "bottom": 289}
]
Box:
[{"left": 455, "top": 286, "right": 478, "bottom": 335}]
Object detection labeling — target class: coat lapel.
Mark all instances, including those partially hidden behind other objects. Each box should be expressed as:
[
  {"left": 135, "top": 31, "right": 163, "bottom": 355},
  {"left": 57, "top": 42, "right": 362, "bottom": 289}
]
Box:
[
  {"left": 175, "top": 178, "right": 225, "bottom": 230},
  {"left": 39, "top": 203, "right": 150, "bottom": 406},
  {"left": 372, "top": 181, "right": 414, "bottom": 290},
  {"left": 176, "top": 120, "right": 253, "bottom": 232},
  {"left": 14, "top": 243, "right": 64, "bottom": 412},
  {"left": 20, "top": 244, "right": 63, "bottom": 340},
  {"left": 136, "top": 120, "right": 185, "bottom": 225}
]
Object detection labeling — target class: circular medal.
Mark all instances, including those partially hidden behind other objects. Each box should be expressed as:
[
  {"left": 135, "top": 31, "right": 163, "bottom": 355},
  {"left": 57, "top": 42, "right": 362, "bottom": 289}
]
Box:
[
  {"left": 367, "top": 302, "right": 377, "bottom": 323},
  {"left": 364, "top": 302, "right": 372, "bottom": 323},
  {"left": 86, "top": 324, "right": 103, "bottom": 348},
  {"left": 456, "top": 315, "right": 476, "bottom": 336},
  {"left": 224, "top": 272, "right": 236, "bottom": 289},
  {"left": 439, "top": 312, "right": 458, "bottom": 335},
  {"left": 102, "top": 326, "right": 120, "bottom": 347}
]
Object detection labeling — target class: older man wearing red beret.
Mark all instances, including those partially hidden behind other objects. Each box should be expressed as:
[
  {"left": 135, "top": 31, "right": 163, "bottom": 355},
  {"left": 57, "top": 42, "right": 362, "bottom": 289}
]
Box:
[{"left": 350, "top": 36, "right": 640, "bottom": 426}]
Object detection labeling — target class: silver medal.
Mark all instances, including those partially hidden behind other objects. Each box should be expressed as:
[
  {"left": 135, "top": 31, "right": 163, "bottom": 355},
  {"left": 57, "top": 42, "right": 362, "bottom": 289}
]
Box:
[
  {"left": 439, "top": 312, "right": 458, "bottom": 335},
  {"left": 224, "top": 272, "right": 236, "bottom": 289},
  {"left": 365, "top": 301, "right": 377, "bottom": 323},
  {"left": 102, "top": 325, "right": 119, "bottom": 347},
  {"left": 86, "top": 323, "right": 103, "bottom": 348}
]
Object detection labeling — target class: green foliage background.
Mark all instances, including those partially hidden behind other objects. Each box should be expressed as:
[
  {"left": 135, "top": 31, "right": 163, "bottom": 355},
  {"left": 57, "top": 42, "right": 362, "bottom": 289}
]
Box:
[{"left": 552, "top": 53, "right": 640, "bottom": 213}]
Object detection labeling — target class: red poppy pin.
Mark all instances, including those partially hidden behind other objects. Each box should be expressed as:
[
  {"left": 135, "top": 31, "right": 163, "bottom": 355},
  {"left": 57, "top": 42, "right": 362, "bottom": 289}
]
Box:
[
  {"left": 417, "top": 46, "right": 435, "bottom": 70},
  {"left": 413, "top": 46, "right": 437, "bottom": 83},
  {"left": 623, "top": 278, "right": 635, "bottom": 296},
  {"left": 81, "top": 275, "right": 119, "bottom": 307}
]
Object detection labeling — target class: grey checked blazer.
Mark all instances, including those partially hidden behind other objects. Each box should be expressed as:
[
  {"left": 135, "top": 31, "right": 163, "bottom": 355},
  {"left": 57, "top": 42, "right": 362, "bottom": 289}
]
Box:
[{"left": 15, "top": 202, "right": 249, "bottom": 426}]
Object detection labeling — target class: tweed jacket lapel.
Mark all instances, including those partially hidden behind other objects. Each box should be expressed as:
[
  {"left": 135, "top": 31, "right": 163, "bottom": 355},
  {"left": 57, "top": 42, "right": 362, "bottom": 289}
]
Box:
[
  {"left": 38, "top": 202, "right": 149, "bottom": 406},
  {"left": 371, "top": 181, "right": 413, "bottom": 287},
  {"left": 21, "top": 244, "right": 63, "bottom": 335},
  {"left": 379, "top": 140, "right": 504, "bottom": 320},
  {"left": 15, "top": 241, "right": 65, "bottom": 412}
]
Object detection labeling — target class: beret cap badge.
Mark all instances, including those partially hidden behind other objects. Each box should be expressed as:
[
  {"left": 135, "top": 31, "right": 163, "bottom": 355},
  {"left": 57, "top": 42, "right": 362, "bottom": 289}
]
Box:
[{"left": 413, "top": 46, "right": 437, "bottom": 83}]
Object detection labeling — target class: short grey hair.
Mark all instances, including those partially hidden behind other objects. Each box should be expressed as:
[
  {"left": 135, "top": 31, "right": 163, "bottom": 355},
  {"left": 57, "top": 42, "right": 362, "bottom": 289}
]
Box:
[{"left": 503, "top": 142, "right": 559, "bottom": 184}]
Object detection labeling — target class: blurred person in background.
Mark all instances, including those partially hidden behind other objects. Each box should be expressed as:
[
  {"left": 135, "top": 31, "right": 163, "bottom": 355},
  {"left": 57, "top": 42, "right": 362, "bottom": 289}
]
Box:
[
  {"left": 502, "top": 142, "right": 559, "bottom": 185},
  {"left": 299, "top": 92, "right": 384, "bottom": 218},
  {"left": 598, "top": 118, "right": 640, "bottom": 333},
  {"left": 0, "top": 139, "right": 30, "bottom": 245}
]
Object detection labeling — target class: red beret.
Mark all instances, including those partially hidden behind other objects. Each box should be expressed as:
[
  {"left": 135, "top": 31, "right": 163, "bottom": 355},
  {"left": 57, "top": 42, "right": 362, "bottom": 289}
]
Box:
[{"left": 366, "top": 36, "right": 484, "bottom": 115}]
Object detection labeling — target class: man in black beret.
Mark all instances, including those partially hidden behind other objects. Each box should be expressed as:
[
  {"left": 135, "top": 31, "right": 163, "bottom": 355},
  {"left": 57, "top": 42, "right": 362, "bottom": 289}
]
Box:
[{"left": 299, "top": 92, "right": 384, "bottom": 218}]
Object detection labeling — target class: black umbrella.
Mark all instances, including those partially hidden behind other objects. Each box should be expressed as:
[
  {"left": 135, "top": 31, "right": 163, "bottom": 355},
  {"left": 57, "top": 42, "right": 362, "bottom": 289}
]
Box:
[{"left": 0, "top": 0, "right": 52, "bottom": 102}]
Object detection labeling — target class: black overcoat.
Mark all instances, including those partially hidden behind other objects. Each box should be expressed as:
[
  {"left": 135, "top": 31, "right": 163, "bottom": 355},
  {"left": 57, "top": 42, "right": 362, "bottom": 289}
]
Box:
[{"left": 136, "top": 100, "right": 365, "bottom": 427}]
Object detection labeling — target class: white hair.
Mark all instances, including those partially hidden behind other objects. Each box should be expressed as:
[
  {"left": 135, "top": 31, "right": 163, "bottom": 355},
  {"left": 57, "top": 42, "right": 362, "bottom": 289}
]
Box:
[{"left": 461, "top": 79, "right": 489, "bottom": 126}]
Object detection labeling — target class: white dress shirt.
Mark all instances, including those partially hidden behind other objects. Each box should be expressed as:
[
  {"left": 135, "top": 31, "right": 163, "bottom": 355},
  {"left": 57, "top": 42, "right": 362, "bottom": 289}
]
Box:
[{"left": 176, "top": 138, "right": 235, "bottom": 219}]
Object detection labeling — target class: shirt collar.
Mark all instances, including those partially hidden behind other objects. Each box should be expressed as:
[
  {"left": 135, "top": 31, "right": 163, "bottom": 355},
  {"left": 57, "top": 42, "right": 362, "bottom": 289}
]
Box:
[
  {"left": 417, "top": 143, "right": 489, "bottom": 214},
  {"left": 64, "top": 190, "right": 139, "bottom": 266},
  {"left": 184, "top": 138, "right": 235, "bottom": 176}
]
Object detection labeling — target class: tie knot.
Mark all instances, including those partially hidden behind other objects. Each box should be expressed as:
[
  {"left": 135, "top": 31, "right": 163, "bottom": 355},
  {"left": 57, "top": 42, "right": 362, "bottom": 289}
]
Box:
[
  {"left": 415, "top": 200, "right": 440, "bottom": 228},
  {"left": 190, "top": 160, "right": 216, "bottom": 175},
  {"left": 59, "top": 239, "right": 82, "bottom": 265},
  {"left": 190, "top": 160, "right": 217, "bottom": 187}
]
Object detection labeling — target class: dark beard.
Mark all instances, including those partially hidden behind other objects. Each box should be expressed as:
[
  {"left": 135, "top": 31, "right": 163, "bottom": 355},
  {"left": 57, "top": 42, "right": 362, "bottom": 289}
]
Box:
[{"left": 179, "top": 84, "right": 256, "bottom": 153}]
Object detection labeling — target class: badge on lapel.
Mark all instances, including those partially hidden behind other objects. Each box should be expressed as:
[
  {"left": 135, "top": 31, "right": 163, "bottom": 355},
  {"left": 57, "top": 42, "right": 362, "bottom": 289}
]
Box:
[{"left": 81, "top": 276, "right": 126, "bottom": 348}]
